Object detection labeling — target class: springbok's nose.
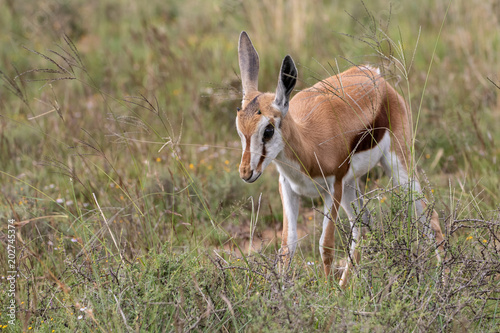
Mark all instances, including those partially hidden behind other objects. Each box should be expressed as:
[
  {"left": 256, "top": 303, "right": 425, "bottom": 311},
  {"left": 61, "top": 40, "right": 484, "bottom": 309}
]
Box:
[
  {"left": 242, "top": 170, "right": 253, "bottom": 182},
  {"left": 239, "top": 162, "right": 253, "bottom": 181},
  {"left": 240, "top": 166, "right": 253, "bottom": 180}
]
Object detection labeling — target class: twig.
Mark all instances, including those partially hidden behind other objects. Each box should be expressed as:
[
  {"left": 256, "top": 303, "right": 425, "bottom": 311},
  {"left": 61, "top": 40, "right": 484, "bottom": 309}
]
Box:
[{"left": 93, "top": 193, "right": 124, "bottom": 264}]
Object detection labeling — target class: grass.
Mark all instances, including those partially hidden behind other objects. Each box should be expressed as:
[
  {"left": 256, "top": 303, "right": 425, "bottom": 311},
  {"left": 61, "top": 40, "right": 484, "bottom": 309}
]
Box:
[{"left": 0, "top": 0, "right": 499, "bottom": 331}]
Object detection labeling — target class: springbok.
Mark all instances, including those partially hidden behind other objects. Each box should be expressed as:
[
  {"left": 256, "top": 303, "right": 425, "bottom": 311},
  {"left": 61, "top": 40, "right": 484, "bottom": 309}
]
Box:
[{"left": 235, "top": 31, "right": 445, "bottom": 287}]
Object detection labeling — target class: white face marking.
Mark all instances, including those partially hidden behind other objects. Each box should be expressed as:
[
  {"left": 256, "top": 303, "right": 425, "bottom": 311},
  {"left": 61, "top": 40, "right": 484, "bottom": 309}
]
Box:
[
  {"left": 236, "top": 115, "right": 284, "bottom": 183},
  {"left": 256, "top": 117, "right": 283, "bottom": 170}
]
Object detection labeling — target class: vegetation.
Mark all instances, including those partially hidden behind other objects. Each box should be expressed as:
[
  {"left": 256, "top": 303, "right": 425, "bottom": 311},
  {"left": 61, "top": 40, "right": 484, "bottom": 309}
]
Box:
[{"left": 0, "top": 0, "right": 499, "bottom": 331}]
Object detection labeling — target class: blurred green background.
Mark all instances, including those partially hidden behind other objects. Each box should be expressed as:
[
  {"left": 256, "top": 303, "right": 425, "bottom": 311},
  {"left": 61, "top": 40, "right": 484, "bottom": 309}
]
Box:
[{"left": 0, "top": 0, "right": 499, "bottom": 331}]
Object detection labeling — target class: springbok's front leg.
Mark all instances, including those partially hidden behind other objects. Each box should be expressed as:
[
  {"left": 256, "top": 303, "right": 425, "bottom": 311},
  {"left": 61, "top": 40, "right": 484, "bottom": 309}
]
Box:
[
  {"left": 278, "top": 175, "right": 299, "bottom": 273},
  {"left": 320, "top": 180, "right": 343, "bottom": 278},
  {"left": 338, "top": 179, "right": 369, "bottom": 288}
]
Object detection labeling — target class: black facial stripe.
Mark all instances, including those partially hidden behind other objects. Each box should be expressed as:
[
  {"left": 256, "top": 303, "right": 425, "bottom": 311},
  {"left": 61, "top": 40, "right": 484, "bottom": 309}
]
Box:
[{"left": 257, "top": 145, "right": 266, "bottom": 170}]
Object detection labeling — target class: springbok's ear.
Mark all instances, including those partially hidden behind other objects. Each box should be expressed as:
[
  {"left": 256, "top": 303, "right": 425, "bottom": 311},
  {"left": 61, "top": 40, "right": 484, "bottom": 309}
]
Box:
[
  {"left": 238, "top": 31, "right": 260, "bottom": 100},
  {"left": 274, "top": 55, "right": 297, "bottom": 117}
]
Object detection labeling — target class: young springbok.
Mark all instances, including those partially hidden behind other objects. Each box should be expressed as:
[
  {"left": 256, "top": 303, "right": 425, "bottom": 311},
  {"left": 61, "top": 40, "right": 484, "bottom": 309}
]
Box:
[{"left": 235, "top": 31, "right": 445, "bottom": 287}]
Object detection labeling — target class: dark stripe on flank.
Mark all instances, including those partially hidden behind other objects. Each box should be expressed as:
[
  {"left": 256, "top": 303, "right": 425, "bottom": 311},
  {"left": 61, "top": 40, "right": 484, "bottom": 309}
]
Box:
[{"left": 350, "top": 102, "right": 389, "bottom": 153}]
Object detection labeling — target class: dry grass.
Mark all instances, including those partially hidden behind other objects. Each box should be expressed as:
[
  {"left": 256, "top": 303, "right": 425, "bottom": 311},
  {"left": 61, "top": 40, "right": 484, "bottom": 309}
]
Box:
[{"left": 0, "top": 0, "right": 499, "bottom": 331}]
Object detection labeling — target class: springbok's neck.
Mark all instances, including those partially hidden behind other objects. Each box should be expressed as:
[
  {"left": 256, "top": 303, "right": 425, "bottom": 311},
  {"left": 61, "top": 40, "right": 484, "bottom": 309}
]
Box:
[{"left": 279, "top": 113, "right": 307, "bottom": 164}]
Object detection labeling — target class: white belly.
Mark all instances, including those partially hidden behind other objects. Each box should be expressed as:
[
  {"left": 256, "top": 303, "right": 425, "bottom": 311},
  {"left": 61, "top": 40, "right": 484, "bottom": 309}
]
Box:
[
  {"left": 344, "top": 131, "right": 390, "bottom": 181},
  {"left": 274, "top": 132, "right": 391, "bottom": 197}
]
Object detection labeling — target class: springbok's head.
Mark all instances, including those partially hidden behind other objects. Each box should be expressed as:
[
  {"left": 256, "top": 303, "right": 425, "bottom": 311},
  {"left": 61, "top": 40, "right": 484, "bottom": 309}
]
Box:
[{"left": 236, "top": 31, "right": 297, "bottom": 183}]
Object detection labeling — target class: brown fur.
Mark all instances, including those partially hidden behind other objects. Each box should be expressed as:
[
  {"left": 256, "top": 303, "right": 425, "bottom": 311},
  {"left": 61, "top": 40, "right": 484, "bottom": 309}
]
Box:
[
  {"left": 239, "top": 134, "right": 253, "bottom": 180},
  {"left": 237, "top": 66, "right": 444, "bottom": 280},
  {"left": 279, "top": 182, "right": 289, "bottom": 248},
  {"left": 278, "top": 181, "right": 291, "bottom": 271},
  {"left": 321, "top": 180, "right": 343, "bottom": 275},
  {"left": 237, "top": 68, "right": 410, "bottom": 177},
  {"left": 275, "top": 67, "right": 412, "bottom": 179}
]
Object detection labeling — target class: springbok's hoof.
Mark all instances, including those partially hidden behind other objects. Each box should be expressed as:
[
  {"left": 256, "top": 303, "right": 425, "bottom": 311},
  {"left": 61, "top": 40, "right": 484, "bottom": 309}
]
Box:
[{"left": 278, "top": 248, "right": 291, "bottom": 275}]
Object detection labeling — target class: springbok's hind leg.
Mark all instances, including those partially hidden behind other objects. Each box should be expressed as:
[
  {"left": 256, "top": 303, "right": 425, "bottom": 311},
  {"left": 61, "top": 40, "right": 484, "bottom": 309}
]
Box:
[
  {"left": 424, "top": 204, "right": 445, "bottom": 260},
  {"left": 419, "top": 201, "right": 448, "bottom": 285},
  {"left": 380, "top": 150, "right": 446, "bottom": 264}
]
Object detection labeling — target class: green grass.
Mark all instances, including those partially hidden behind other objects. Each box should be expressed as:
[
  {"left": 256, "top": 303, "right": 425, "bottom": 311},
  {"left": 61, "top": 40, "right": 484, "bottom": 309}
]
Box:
[{"left": 1, "top": 0, "right": 499, "bottom": 331}]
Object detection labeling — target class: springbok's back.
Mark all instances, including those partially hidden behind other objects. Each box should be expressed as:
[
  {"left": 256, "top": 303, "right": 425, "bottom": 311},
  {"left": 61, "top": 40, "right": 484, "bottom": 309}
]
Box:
[{"left": 283, "top": 66, "right": 413, "bottom": 180}]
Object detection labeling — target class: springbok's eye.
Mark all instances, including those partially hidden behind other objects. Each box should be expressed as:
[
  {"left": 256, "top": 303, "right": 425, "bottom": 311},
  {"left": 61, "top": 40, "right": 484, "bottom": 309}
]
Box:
[{"left": 263, "top": 124, "right": 274, "bottom": 142}]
